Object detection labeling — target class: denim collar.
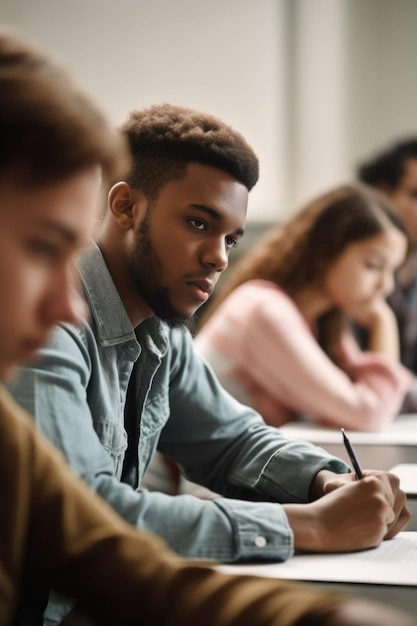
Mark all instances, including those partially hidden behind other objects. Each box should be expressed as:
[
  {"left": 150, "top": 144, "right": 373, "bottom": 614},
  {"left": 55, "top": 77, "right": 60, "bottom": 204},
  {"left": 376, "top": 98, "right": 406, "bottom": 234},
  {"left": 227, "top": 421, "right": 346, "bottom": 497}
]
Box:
[{"left": 77, "top": 243, "right": 169, "bottom": 360}]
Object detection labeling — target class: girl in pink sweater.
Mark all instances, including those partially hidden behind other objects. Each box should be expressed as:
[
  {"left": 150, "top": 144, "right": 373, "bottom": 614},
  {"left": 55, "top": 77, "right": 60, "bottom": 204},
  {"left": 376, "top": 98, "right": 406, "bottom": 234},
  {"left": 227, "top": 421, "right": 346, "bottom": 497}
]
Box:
[{"left": 195, "top": 184, "right": 413, "bottom": 431}]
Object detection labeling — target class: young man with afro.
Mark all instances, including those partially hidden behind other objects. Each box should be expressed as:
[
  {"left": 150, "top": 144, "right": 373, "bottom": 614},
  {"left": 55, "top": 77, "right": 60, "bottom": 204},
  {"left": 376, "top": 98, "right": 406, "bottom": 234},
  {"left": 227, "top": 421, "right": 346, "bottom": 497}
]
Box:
[{"left": 8, "top": 103, "right": 411, "bottom": 625}]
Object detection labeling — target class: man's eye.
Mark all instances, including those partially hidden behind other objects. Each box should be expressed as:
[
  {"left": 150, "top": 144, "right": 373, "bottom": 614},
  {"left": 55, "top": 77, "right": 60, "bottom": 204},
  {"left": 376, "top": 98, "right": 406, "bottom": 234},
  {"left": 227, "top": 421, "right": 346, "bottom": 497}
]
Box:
[
  {"left": 226, "top": 236, "right": 238, "bottom": 248},
  {"left": 189, "top": 219, "right": 207, "bottom": 231}
]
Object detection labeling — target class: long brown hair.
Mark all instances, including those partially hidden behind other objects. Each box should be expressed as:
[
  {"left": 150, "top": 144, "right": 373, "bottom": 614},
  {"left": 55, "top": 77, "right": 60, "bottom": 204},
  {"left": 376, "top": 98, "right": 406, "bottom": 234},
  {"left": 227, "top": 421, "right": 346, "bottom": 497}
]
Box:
[{"left": 199, "top": 183, "right": 408, "bottom": 364}]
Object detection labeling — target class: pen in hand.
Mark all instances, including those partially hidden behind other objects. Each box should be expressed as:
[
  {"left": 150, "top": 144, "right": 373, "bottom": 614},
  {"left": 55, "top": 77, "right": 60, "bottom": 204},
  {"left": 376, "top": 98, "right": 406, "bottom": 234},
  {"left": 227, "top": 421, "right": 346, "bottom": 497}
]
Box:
[{"left": 341, "top": 428, "right": 364, "bottom": 479}]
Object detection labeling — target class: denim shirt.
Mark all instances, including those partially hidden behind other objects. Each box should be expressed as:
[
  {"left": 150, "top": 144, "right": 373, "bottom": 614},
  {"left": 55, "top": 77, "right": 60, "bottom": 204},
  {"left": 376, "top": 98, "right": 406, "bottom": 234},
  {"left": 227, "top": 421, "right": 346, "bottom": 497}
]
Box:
[{"left": 8, "top": 244, "right": 349, "bottom": 621}]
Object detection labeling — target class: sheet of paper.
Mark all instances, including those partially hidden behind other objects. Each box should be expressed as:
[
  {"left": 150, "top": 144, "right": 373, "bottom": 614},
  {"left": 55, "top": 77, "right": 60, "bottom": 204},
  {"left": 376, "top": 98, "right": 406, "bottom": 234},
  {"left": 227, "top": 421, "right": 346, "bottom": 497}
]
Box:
[
  {"left": 217, "top": 532, "right": 417, "bottom": 586},
  {"left": 390, "top": 464, "right": 417, "bottom": 495},
  {"left": 279, "top": 414, "right": 417, "bottom": 446}
]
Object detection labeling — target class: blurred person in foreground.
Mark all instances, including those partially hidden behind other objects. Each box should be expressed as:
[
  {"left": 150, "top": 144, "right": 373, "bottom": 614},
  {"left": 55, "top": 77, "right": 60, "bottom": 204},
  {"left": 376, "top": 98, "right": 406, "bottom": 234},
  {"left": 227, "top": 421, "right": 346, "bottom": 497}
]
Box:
[
  {"left": 1, "top": 27, "right": 406, "bottom": 626},
  {"left": 358, "top": 138, "right": 417, "bottom": 411}
]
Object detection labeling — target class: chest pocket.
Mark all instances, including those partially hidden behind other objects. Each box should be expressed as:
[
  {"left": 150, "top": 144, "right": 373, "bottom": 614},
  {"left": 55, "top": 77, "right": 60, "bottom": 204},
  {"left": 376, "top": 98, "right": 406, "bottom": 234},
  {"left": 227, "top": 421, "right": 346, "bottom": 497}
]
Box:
[
  {"left": 141, "top": 388, "right": 170, "bottom": 437},
  {"left": 95, "top": 419, "right": 128, "bottom": 476}
]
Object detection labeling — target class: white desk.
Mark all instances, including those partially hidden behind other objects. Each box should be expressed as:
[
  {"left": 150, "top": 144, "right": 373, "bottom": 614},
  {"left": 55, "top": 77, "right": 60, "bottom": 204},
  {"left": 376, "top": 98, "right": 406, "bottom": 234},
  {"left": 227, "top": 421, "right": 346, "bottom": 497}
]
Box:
[
  {"left": 218, "top": 532, "right": 417, "bottom": 615},
  {"left": 279, "top": 414, "right": 417, "bottom": 471}
]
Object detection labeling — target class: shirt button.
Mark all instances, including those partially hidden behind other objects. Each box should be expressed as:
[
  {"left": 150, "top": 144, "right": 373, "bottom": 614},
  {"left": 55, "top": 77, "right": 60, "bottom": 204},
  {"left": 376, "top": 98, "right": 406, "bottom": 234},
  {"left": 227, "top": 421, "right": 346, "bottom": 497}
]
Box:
[{"left": 254, "top": 536, "right": 267, "bottom": 548}]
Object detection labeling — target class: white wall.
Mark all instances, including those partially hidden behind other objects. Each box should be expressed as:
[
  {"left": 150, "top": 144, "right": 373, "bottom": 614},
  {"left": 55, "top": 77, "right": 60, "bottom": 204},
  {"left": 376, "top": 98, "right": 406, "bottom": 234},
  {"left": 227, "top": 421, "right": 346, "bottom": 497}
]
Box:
[
  {"left": 0, "top": 0, "right": 289, "bottom": 221},
  {"left": 2, "top": 0, "right": 417, "bottom": 221},
  {"left": 347, "top": 0, "right": 417, "bottom": 171},
  {"left": 288, "top": 0, "right": 417, "bottom": 209},
  {"left": 290, "top": 0, "right": 351, "bottom": 207}
]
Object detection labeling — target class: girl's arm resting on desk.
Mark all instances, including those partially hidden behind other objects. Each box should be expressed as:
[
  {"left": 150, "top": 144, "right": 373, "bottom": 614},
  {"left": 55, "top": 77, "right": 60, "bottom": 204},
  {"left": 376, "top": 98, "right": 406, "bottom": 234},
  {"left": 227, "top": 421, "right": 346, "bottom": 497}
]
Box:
[{"left": 235, "top": 298, "right": 412, "bottom": 431}]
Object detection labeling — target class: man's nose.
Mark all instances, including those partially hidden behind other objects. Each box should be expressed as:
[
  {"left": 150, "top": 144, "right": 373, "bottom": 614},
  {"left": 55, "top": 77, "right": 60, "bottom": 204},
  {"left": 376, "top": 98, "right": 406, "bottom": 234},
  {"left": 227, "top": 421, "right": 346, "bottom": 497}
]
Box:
[{"left": 201, "top": 238, "right": 229, "bottom": 272}]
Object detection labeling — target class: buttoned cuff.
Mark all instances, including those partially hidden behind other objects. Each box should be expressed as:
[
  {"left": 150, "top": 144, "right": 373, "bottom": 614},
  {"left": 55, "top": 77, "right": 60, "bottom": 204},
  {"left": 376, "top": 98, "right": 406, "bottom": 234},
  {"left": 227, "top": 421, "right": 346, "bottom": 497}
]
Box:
[{"left": 215, "top": 498, "right": 294, "bottom": 563}]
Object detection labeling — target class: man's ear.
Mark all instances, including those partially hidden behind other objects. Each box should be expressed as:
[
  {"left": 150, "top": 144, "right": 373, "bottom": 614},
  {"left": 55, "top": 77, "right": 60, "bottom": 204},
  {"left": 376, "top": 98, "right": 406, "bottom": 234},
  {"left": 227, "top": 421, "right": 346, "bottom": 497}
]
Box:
[{"left": 108, "top": 181, "right": 147, "bottom": 230}]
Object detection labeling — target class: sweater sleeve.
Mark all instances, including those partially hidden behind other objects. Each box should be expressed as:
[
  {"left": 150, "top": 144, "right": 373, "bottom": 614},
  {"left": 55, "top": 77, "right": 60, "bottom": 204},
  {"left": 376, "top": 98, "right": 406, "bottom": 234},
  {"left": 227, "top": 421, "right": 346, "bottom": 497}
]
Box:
[
  {"left": 203, "top": 283, "right": 412, "bottom": 432},
  {"left": 0, "top": 386, "right": 345, "bottom": 626}
]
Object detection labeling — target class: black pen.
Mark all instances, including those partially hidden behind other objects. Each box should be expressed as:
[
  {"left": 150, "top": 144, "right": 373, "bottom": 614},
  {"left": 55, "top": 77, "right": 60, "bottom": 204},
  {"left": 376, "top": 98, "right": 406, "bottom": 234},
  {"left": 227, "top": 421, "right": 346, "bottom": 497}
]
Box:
[{"left": 341, "top": 428, "right": 364, "bottom": 479}]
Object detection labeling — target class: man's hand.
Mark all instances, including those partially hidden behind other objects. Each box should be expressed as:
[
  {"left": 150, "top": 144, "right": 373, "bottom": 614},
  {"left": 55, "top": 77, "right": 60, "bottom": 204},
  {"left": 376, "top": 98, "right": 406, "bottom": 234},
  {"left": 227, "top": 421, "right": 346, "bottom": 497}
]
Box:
[
  {"left": 314, "top": 469, "right": 411, "bottom": 538},
  {"left": 283, "top": 469, "right": 411, "bottom": 553}
]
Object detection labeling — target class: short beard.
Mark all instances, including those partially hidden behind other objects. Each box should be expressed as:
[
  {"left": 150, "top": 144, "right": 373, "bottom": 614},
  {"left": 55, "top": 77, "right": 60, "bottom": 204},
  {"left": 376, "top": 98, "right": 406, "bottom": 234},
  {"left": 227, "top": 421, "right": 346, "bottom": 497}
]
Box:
[{"left": 128, "top": 210, "right": 196, "bottom": 331}]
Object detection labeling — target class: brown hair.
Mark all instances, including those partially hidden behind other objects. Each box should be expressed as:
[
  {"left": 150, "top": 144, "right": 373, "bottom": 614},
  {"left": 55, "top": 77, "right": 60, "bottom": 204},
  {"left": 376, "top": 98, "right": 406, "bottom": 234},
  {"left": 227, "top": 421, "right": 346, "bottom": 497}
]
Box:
[
  {"left": 0, "top": 29, "right": 126, "bottom": 187},
  {"left": 200, "top": 184, "right": 408, "bottom": 363},
  {"left": 118, "top": 103, "right": 259, "bottom": 202}
]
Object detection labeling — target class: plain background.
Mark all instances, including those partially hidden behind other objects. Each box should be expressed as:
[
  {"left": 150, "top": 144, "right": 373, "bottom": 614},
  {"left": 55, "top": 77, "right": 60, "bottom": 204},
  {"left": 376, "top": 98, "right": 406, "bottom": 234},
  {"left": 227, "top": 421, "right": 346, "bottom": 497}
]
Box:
[{"left": 2, "top": 0, "right": 417, "bottom": 224}]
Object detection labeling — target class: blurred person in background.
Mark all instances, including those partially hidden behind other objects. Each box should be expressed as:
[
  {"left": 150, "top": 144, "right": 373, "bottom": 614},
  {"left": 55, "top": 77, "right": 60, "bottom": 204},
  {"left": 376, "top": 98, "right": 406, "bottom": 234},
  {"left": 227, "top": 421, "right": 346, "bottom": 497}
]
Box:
[
  {"left": 196, "top": 184, "right": 412, "bottom": 431},
  {"left": 358, "top": 138, "right": 417, "bottom": 411}
]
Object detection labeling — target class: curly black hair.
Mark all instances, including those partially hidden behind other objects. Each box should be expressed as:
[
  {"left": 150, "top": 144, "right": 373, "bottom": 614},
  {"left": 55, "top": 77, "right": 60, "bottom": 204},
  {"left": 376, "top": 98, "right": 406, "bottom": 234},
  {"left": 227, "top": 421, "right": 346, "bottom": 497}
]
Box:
[
  {"left": 357, "top": 138, "right": 417, "bottom": 190},
  {"left": 118, "top": 103, "right": 259, "bottom": 201}
]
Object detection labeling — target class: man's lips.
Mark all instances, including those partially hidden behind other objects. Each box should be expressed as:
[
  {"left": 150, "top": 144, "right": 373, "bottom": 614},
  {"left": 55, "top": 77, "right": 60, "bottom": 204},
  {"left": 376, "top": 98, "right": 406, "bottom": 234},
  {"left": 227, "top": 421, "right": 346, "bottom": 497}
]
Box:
[{"left": 186, "top": 278, "right": 214, "bottom": 301}]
